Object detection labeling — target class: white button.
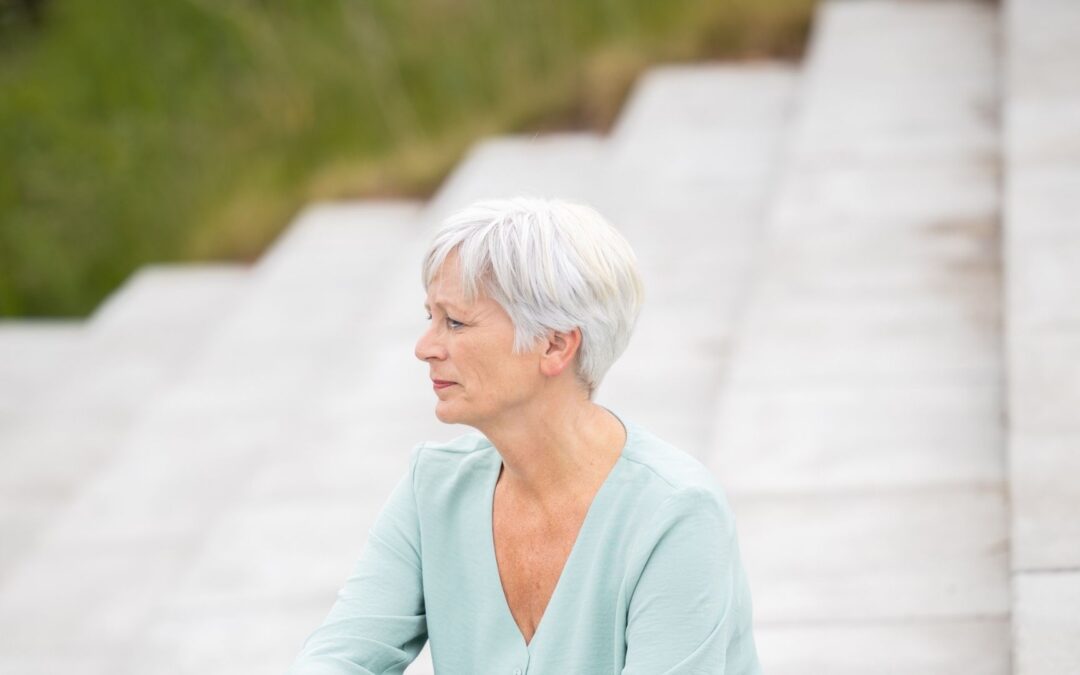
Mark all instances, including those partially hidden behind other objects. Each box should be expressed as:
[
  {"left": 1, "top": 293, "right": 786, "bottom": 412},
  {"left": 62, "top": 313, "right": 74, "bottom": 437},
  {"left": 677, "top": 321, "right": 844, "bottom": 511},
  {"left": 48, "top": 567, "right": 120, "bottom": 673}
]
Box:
[{"left": 514, "top": 670, "right": 521, "bottom": 675}]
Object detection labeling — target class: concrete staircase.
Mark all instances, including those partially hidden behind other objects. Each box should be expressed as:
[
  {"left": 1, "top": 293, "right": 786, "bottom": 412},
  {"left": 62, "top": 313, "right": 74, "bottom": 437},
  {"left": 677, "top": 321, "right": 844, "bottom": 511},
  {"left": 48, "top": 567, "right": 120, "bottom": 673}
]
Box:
[
  {"left": 0, "top": 265, "right": 250, "bottom": 585},
  {"left": 0, "top": 1, "right": 1075, "bottom": 673},
  {"left": 708, "top": 2, "right": 1009, "bottom": 672}
]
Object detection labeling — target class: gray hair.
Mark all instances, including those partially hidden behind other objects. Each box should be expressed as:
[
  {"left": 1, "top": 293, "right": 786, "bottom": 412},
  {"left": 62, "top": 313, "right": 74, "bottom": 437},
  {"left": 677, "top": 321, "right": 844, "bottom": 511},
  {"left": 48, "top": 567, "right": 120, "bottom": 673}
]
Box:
[{"left": 421, "top": 196, "right": 644, "bottom": 397}]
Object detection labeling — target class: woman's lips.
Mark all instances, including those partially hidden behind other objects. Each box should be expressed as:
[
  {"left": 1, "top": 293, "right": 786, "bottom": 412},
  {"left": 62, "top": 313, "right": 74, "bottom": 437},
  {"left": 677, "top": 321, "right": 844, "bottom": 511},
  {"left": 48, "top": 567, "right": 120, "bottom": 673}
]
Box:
[{"left": 433, "top": 380, "right": 456, "bottom": 390}]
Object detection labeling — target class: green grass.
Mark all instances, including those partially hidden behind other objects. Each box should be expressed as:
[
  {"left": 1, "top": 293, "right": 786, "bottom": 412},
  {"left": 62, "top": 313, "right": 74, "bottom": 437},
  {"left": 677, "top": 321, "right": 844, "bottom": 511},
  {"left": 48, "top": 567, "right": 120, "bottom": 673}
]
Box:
[{"left": 0, "top": 0, "right": 815, "bottom": 317}]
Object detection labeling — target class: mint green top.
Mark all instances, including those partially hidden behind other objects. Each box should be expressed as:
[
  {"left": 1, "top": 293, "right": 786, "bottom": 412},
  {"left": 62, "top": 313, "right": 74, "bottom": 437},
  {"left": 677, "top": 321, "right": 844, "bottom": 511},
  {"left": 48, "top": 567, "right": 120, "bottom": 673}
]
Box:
[{"left": 288, "top": 415, "right": 761, "bottom": 674}]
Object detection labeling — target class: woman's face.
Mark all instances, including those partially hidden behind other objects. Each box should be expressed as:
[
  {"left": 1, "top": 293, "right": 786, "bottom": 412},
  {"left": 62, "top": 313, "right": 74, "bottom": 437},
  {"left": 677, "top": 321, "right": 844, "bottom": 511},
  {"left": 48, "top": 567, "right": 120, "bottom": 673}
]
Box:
[{"left": 415, "top": 250, "right": 543, "bottom": 428}]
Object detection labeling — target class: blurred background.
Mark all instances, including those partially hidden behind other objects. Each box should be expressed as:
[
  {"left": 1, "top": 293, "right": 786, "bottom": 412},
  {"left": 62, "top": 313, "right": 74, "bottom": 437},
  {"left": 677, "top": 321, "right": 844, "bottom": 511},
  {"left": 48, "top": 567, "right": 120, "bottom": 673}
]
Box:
[
  {"left": 0, "top": 0, "right": 810, "bottom": 317},
  {"left": 1, "top": 0, "right": 1078, "bottom": 673}
]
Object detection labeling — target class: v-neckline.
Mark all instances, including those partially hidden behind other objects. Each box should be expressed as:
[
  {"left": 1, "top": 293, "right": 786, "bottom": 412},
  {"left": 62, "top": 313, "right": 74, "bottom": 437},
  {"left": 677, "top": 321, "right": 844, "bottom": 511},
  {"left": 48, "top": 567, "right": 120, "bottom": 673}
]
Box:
[{"left": 484, "top": 411, "right": 633, "bottom": 652}]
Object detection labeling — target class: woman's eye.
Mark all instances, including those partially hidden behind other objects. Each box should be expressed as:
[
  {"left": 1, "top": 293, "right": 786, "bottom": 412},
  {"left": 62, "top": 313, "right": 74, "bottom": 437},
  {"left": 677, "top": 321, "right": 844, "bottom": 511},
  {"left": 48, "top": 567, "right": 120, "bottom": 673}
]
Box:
[{"left": 425, "top": 312, "right": 463, "bottom": 330}]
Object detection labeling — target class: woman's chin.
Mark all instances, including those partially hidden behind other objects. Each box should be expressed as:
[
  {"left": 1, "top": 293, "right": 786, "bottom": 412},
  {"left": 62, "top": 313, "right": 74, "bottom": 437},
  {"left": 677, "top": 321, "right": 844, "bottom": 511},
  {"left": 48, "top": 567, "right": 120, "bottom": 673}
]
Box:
[{"left": 433, "top": 401, "right": 458, "bottom": 425}]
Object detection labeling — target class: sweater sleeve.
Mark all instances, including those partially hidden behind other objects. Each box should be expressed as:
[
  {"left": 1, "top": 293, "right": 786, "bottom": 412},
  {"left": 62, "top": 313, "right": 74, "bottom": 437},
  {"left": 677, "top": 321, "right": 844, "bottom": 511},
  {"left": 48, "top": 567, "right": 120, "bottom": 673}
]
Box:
[
  {"left": 288, "top": 444, "right": 428, "bottom": 675},
  {"left": 621, "top": 487, "right": 761, "bottom": 675}
]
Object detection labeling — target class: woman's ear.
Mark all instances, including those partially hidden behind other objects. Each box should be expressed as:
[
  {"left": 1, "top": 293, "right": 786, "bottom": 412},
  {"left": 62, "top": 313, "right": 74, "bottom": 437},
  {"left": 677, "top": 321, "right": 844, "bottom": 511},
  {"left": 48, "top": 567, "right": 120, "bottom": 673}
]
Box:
[{"left": 539, "top": 327, "right": 582, "bottom": 378}]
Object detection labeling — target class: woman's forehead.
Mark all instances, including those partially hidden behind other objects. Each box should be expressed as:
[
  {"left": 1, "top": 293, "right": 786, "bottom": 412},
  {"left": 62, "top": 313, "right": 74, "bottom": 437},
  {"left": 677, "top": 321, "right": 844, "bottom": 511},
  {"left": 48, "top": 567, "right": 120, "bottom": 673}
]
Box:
[
  {"left": 424, "top": 276, "right": 479, "bottom": 312},
  {"left": 425, "top": 256, "right": 486, "bottom": 305},
  {"left": 424, "top": 279, "right": 498, "bottom": 317},
  {"left": 424, "top": 266, "right": 465, "bottom": 304}
]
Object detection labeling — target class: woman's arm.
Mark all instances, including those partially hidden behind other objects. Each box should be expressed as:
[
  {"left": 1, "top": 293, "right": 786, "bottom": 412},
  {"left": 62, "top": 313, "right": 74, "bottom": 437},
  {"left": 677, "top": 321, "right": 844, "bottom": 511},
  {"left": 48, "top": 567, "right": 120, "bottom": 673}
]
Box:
[
  {"left": 622, "top": 487, "right": 761, "bottom": 675},
  {"left": 288, "top": 445, "right": 428, "bottom": 675}
]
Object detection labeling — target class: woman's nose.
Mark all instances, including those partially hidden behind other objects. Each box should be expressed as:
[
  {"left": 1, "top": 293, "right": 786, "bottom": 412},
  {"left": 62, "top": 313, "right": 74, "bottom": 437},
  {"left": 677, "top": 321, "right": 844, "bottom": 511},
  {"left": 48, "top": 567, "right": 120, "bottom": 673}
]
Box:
[{"left": 414, "top": 323, "right": 445, "bottom": 362}]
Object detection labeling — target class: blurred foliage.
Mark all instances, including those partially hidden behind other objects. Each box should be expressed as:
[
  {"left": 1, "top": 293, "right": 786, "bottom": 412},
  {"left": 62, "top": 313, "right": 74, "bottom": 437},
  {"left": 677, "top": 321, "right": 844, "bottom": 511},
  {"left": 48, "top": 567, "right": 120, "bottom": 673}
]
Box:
[
  {"left": 0, "top": 0, "right": 815, "bottom": 317},
  {"left": 0, "top": 0, "right": 46, "bottom": 34}
]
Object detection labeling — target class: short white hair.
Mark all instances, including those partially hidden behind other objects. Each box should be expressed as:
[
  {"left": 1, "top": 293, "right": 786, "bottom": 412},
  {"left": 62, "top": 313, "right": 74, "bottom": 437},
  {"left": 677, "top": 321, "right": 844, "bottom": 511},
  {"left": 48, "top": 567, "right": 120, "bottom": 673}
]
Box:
[{"left": 421, "top": 196, "right": 644, "bottom": 397}]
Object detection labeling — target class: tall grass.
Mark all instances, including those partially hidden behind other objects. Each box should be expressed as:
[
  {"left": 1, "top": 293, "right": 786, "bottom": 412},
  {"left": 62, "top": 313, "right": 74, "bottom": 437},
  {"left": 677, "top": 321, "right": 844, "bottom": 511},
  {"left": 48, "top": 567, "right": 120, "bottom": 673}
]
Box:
[{"left": 0, "top": 0, "right": 814, "bottom": 317}]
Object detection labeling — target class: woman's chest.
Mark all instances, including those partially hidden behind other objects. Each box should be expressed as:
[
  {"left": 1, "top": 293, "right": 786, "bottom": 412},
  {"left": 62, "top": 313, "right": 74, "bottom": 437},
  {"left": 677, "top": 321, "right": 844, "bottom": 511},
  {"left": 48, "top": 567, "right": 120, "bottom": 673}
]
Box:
[{"left": 491, "top": 506, "right": 588, "bottom": 644}]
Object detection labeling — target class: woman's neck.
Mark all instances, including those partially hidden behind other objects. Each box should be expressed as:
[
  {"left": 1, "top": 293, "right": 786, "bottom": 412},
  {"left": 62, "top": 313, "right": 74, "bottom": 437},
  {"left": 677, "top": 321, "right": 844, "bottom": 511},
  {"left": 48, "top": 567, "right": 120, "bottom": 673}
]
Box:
[{"left": 481, "top": 400, "right": 626, "bottom": 517}]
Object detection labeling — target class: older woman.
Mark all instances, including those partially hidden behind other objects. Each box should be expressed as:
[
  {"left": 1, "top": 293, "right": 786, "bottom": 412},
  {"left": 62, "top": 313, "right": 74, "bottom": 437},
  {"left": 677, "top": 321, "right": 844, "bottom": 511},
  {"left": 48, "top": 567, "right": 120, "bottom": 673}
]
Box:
[{"left": 289, "top": 197, "right": 760, "bottom": 674}]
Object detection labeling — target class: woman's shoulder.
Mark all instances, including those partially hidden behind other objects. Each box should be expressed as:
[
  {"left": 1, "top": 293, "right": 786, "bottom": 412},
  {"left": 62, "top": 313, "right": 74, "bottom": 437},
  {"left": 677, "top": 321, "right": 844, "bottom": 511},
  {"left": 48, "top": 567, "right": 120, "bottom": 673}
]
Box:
[
  {"left": 619, "top": 421, "right": 735, "bottom": 519},
  {"left": 406, "top": 429, "right": 497, "bottom": 495},
  {"left": 621, "top": 423, "right": 721, "bottom": 491}
]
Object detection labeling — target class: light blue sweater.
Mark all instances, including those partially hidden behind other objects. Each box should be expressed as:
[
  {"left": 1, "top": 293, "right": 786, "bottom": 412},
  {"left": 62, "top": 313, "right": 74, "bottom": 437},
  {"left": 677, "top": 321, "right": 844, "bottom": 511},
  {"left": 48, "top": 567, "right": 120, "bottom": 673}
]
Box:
[{"left": 288, "top": 414, "right": 761, "bottom": 674}]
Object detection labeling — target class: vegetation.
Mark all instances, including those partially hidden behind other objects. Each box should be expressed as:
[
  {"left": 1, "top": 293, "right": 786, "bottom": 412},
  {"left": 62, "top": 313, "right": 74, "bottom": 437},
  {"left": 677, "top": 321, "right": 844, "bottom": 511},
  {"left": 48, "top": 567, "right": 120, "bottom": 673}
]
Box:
[{"left": 0, "top": 0, "right": 815, "bottom": 317}]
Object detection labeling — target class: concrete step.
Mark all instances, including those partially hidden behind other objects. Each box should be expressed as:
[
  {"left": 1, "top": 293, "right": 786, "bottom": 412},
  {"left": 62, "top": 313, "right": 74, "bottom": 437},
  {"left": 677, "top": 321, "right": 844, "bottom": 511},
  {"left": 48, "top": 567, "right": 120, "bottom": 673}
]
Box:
[
  {"left": 705, "top": 1, "right": 1008, "bottom": 672},
  {"left": 87, "top": 264, "right": 247, "bottom": 334},
  {"left": 1004, "top": 0, "right": 1080, "bottom": 671},
  {"left": 0, "top": 265, "right": 249, "bottom": 582},
  {"left": 608, "top": 63, "right": 794, "bottom": 187},
  {"left": 0, "top": 320, "right": 84, "bottom": 585},
  {"left": 0, "top": 320, "right": 83, "bottom": 423},
  {"left": 421, "top": 133, "right": 605, "bottom": 228}
]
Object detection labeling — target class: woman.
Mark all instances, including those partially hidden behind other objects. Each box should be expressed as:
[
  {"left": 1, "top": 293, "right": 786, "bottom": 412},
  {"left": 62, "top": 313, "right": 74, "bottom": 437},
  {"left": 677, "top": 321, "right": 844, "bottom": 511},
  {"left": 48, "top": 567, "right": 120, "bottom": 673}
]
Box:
[{"left": 288, "top": 197, "right": 760, "bottom": 674}]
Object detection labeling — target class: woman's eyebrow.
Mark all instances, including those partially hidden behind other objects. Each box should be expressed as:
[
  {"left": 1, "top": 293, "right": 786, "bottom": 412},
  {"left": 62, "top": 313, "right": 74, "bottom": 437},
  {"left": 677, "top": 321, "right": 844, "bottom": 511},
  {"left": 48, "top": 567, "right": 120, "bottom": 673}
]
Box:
[{"left": 423, "top": 300, "right": 464, "bottom": 312}]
